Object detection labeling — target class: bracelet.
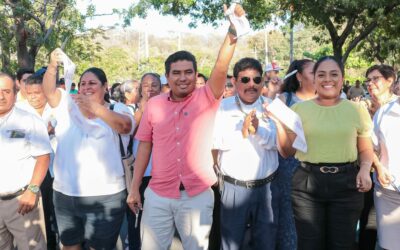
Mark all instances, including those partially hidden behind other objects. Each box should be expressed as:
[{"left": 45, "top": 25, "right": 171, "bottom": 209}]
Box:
[{"left": 228, "top": 26, "right": 237, "bottom": 37}]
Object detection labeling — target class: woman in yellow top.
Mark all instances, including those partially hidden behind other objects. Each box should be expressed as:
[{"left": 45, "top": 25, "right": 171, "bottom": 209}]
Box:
[{"left": 271, "top": 56, "right": 374, "bottom": 250}]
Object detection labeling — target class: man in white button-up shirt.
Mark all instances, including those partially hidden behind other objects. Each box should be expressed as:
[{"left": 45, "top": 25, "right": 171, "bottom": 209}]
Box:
[
  {"left": 0, "top": 72, "right": 52, "bottom": 250},
  {"left": 213, "top": 58, "right": 282, "bottom": 250}
]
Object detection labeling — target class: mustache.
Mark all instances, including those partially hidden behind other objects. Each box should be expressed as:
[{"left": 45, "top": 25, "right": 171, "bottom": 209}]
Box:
[{"left": 244, "top": 88, "right": 258, "bottom": 92}]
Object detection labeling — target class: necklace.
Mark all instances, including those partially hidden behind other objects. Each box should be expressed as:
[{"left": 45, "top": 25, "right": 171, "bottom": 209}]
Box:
[{"left": 234, "top": 95, "right": 268, "bottom": 122}]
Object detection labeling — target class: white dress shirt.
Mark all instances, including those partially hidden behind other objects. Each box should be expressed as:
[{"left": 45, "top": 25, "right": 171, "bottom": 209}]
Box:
[
  {"left": 213, "top": 95, "right": 278, "bottom": 181},
  {"left": 373, "top": 98, "right": 400, "bottom": 191},
  {"left": 0, "top": 106, "right": 52, "bottom": 193}
]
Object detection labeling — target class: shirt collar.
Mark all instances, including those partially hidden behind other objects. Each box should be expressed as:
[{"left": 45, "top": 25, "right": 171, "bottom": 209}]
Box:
[
  {"left": 386, "top": 98, "right": 400, "bottom": 116},
  {"left": 167, "top": 90, "right": 194, "bottom": 102}
]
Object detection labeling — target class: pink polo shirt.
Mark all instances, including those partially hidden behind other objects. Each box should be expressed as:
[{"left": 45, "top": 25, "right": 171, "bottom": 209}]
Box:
[{"left": 135, "top": 85, "right": 221, "bottom": 198}]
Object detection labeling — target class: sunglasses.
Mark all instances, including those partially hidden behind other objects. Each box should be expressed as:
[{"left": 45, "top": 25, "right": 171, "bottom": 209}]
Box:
[{"left": 240, "top": 76, "right": 262, "bottom": 84}]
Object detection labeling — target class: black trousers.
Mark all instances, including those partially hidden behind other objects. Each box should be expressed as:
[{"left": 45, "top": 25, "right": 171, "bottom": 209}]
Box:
[
  {"left": 291, "top": 165, "right": 363, "bottom": 250},
  {"left": 40, "top": 171, "right": 59, "bottom": 250},
  {"left": 127, "top": 176, "right": 151, "bottom": 250},
  {"left": 358, "top": 173, "right": 377, "bottom": 250}
]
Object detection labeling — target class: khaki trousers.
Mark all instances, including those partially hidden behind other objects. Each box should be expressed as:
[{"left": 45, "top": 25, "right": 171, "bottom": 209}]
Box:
[
  {"left": 0, "top": 194, "right": 46, "bottom": 250},
  {"left": 141, "top": 187, "right": 214, "bottom": 250}
]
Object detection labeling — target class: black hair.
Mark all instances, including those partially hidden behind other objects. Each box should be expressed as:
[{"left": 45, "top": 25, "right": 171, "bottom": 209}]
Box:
[
  {"left": 16, "top": 68, "right": 34, "bottom": 81},
  {"left": 79, "top": 67, "right": 108, "bottom": 86},
  {"left": 25, "top": 74, "right": 43, "bottom": 86},
  {"left": 313, "top": 56, "right": 344, "bottom": 77},
  {"left": 165, "top": 51, "right": 197, "bottom": 75},
  {"left": 365, "top": 64, "right": 397, "bottom": 84},
  {"left": 197, "top": 73, "right": 208, "bottom": 81},
  {"left": 111, "top": 83, "right": 123, "bottom": 102},
  {"left": 281, "top": 59, "right": 314, "bottom": 93},
  {"left": 233, "top": 57, "right": 263, "bottom": 78},
  {"left": 0, "top": 72, "right": 16, "bottom": 94},
  {"left": 58, "top": 78, "right": 65, "bottom": 85}
]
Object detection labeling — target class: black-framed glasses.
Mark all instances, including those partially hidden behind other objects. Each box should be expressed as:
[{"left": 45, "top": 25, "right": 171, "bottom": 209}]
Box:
[
  {"left": 240, "top": 76, "right": 262, "bottom": 84},
  {"left": 365, "top": 76, "right": 384, "bottom": 85}
]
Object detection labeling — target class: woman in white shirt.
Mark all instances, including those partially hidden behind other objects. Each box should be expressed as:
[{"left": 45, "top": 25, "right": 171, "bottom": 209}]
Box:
[
  {"left": 42, "top": 49, "right": 134, "bottom": 250},
  {"left": 370, "top": 64, "right": 400, "bottom": 250}
]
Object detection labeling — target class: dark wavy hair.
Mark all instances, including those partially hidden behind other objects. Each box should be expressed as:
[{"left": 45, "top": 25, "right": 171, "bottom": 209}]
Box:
[{"left": 281, "top": 59, "right": 314, "bottom": 93}]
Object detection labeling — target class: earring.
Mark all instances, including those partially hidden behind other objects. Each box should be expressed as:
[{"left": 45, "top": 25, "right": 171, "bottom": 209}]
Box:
[{"left": 299, "top": 81, "right": 302, "bottom": 88}]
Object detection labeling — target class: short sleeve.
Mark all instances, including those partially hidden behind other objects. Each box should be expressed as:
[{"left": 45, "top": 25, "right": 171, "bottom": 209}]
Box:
[
  {"left": 357, "top": 103, "right": 372, "bottom": 138},
  {"left": 135, "top": 102, "right": 153, "bottom": 142},
  {"left": 30, "top": 116, "right": 53, "bottom": 157},
  {"left": 113, "top": 102, "right": 135, "bottom": 135}
]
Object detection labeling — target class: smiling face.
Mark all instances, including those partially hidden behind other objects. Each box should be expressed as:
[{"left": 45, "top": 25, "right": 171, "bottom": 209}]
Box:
[
  {"left": 166, "top": 60, "right": 196, "bottom": 100},
  {"left": 233, "top": 68, "right": 263, "bottom": 104},
  {"left": 79, "top": 72, "right": 107, "bottom": 104},
  {"left": 366, "top": 69, "right": 393, "bottom": 98},
  {"left": 314, "top": 59, "right": 343, "bottom": 100}
]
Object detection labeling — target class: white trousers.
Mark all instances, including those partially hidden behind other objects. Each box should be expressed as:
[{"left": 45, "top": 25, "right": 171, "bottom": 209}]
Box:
[{"left": 141, "top": 187, "right": 214, "bottom": 250}]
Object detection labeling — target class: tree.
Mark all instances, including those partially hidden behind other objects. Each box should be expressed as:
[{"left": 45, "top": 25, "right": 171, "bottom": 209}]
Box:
[
  {"left": 0, "top": 0, "right": 113, "bottom": 73},
  {"left": 284, "top": 0, "right": 400, "bottom": 63},
  {"left": 122, "top": 0, "right": 400, "bottom": 64},
  {"left": 356, "top": 14, "right": 400, "bottom": 67}
]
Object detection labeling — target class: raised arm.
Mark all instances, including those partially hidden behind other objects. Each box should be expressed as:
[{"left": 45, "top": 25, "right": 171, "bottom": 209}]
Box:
[
  {"left": 208, "top": 4, "right": 244, "bottom": 99},
  {"left": 43, "top": 49, "right": 63, "bottom": 108}
]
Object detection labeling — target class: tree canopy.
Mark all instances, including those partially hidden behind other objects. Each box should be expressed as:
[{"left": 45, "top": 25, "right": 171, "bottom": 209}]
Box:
[{"left": 123, "top": 0, "right": 400, "bottom": 64}]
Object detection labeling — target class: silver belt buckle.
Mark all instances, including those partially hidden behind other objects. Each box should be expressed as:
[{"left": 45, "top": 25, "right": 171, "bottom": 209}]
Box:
[{"left": 320, "top": 166, "right": 339, "bottom": 174}]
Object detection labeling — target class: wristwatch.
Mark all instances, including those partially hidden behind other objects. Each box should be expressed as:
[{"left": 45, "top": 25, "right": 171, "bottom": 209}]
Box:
[{"left": 27, "top": 184, "right": 40, "bottom": 194}]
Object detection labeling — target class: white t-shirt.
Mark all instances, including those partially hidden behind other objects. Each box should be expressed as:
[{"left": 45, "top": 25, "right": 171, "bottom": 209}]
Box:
[
  {"left": 52, "top": 90, "right": 134, "bottom": 196},
  {"left": 213, "top": 96, "right": 278, "bottom": 181},
  {"left": 0, "top": 106, "right": 52, "bottom": 193},
  {"left": 373, "top": 98, "right": 400, "bottom": 191}
]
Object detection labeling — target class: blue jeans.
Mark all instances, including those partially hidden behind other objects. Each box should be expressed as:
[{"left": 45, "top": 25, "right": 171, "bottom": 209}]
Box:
[
  {"left": 220, "top": 180, "right": 279, "bottom": 250},
  {"left": 53, "top": 190, "right": 127, "bottom": 250}
]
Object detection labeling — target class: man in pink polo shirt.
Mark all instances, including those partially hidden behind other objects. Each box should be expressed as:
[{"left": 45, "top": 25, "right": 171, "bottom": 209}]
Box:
[{"left": 126, "top": 4, "right": 245, "bottom": 249}]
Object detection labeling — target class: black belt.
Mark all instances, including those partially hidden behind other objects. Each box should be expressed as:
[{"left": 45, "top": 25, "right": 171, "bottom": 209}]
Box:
[
  {"left": 222, "top": 171, "right": 277, "bottom": 189},
  {"left": 0, "top": 185, "right": 27, "bottom": 201},
  {"left": 300, "top": 161, "right": 357, "bottom": 174}
]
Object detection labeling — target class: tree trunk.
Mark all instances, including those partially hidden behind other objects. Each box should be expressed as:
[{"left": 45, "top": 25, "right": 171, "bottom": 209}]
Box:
[
  {"left": 0, "top": 43, "right": 12, "bottom": 74},
  {"left": 332, "top": 42, "right": 343, "bottom": 63}
]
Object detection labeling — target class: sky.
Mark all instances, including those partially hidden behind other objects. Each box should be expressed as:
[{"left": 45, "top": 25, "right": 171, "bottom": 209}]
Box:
[{"left": 76, "top": 0, "right": 230, "bottom": 36}]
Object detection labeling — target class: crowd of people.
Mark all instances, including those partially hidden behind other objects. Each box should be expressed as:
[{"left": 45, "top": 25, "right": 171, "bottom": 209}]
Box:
[{"left": 1, "top": 3, "right": 400, "bottom": 250}]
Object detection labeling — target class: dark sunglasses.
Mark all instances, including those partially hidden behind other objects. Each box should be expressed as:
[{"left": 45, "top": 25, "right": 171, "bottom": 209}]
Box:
[{"left": 240, "top": 76, "right": 262, "bottom": 84}]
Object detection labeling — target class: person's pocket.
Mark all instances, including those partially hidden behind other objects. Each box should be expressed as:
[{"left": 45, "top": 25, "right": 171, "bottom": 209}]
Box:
[{"left": 292, "top": 166, "right": 309, "bottom": 191}]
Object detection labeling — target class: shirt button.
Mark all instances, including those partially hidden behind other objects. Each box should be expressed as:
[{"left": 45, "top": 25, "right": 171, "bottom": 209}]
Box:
[
  {"left": 176, "top": 127, "right": 179, "bottom": 131},
  {"left": 177, "top": 142, "right": 180, "bottom": 146},
  {"left": 177, "top": 158, "right": 181, "bottom": 162},
  {"left": 174, "top": 111, "right": 178, "bottom": 115}
]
